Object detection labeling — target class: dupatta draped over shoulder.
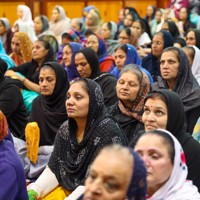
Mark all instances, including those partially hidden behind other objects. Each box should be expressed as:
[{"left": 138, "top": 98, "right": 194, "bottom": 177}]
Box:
[{"left": 48, "top": 78, "right": 127, "bottom": 190}]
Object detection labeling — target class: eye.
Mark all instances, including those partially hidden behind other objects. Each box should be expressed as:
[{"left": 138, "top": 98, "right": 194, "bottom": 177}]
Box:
[
  {"left": 155, "top": 110, "right": 164, "bottom": 116},
  {"left": 150, "top": 153, "right": 160, "bottom": 160},
  {"left": 168, "top": 60, "right": 176, "bottom": 64},
  {"left": 118, "top": 79, "right": 124, "bottom": 84},
  {"left": 143, "top": 108, "right": 150, "bottom": 114},
  {"left": 75, "top": 95, "right": 83, "bottom": 100}
]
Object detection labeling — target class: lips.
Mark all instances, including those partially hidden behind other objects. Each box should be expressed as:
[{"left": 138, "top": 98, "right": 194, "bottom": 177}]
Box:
[
  {"left": 145, "top": 124, "right": 157, "bottom": 131},
  {"left": 119, "top": 91, "right": 129, "bottom": 96},
  {"left": 67, "top": 108, "right": 76, "bottom": 113}
]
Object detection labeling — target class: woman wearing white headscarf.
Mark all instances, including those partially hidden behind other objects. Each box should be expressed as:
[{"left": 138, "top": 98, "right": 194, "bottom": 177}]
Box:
[{"left": 49, "top": 5, "right": 71, "bottom": 44}]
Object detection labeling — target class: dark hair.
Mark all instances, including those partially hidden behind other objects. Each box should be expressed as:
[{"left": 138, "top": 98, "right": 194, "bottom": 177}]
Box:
[
  {"left": 162, "top": 46, "right": 180, "bottom": 62},
  {"left": 115, "top": 43, "right": 128, "bottom": 53},
  {"left": 144, "top": 91, "right": 167, "bottom": 106},
  {"left": 139, "top": 129, "right": 175, "bottom": 164},
  {"left": 173, "top": 37, "right": 186, "bottom": 47},
  {"left": 70, "top": 78, "right": 89, "bottom": 94},
  {"left": 182, "top": 46, "right": 195, "bottom": 61},
  {"left": 62, "top": 32, "right": 73, "bottom": 41},
  {"left": 107, "top": 22, "right": 112, "bottom": 31},
  {"left": 133, "top": 19, "right": 145, "bottom": 33},
  {"left": 124, "top": 27, "right": 132, "bottom": 37}
]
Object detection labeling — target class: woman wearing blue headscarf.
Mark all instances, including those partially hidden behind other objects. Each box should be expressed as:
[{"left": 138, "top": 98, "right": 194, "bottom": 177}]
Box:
[
  {"left": 62, "top": 42, "right": 82, "bottom": 82},
  {"left": 142, "top": 30, "right": 174, "bottom": 82},
  {"left": 111, "top": 43, "right": 153, "bottom": 83}
]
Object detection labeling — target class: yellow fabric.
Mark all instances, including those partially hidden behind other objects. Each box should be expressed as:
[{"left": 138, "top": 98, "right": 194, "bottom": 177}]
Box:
[{"left": 39, "top": 186, "right": 71, "bottom": 200}]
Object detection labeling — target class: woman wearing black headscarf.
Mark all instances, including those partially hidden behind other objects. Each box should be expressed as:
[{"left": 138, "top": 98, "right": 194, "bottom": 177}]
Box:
[
  {"left": 27, "top": 78, "right": 127, "bottom": 199},
  {"left": 139, "top": 89, "right": 200, "bottom": 191},
  {"left": 152, "top": 47, "right": 200, "bottom": 134},
  {"left": 186, "top": 29, "right": 200, "bottom": 49},
  {"left": 75, "top": 47, "right": 118, "bottom": 107},
  {"left": 142, "top": 30, "right": 174, "bottom": 82},
  {"left": 0, "top": 58, "right": 27, "bottom": 138}
]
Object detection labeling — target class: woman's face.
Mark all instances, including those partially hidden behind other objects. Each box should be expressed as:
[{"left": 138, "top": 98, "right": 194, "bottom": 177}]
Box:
[
  {"left": 151, "top": 34, "right": 164, "bottom": 57},
  {"left": 160, "top": 51, "right": 179, "bottom": 82},
  {"left": 84, "top": 151, "right": 132, "bottom": 200},
  {"left": 32, "top": 41, "right": 49, "bottom": 62},
  {"left": 135, "top": 134, "right": 173, "bottom": 194},
  {"left": 116, "top": 72, "right": 140, "bottom": 107},
  {"left": 70, "top": 19, "right": 80, "bottom": 32},
  {"left": 34, "top": 16, "right": 43, "bottom": 34},
  {"left": 11, "top": 35, "right": 21, "bottom": 55},
  {"left": 101, "top": 23, "right": 111, "bottom": 39},
  {"left": 86, "top": 13, "right": 93, "bottom": 26},
  {"left": 86, "top": 35, "right": 99, "bottom": 53},
  {"left": 132, "top": 21, "right": 143, "bottom": 37},
  {"left": 142, "top": 98, "right": 168, "bottom": 131},
  {"left": 146, "top": 6, "right": 154, "bottom": 17},
  {"left": 0, "top": 21, "right": 6, "bottom": 35},
  {"left": 17, "top": 7, "right": 23, "bottom": 19},
  {"left": 75, "top": 53, "right": 92, "bottom": 78},
  {"left": 124, "top": 14, "right": 133, "bottom": 27},
  {"left": 62, "top": 45, "right": 72, "bottom": 67},
  {"left": 114, "top": 48, "right": 126, "bottom": 71},
  {"left": 118, "top": 30, "right": 131, "bottom": 44},
  {"left": 52, "top": 8, "right": 59, "bottom": 22},
  {"left": 66, "top": 82, "right": 89, "bottom": 120},
  {"left": 155, "top": 11, "right": 162, "bottom": 23},
  {"left": 179, "top": 7, "right": 188, "bottom": 20},
  {"left": 186, "top": 31, "right": 196, "bottom": 46},
  {"left": 39, "top": 67, "right": 56, "bottom": 96}
]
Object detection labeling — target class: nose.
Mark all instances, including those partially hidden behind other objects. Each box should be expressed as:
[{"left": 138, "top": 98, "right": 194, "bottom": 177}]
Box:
[
  {"left": 142, "top": 155, "right": 150, "bottom": 167},
  {"left": 145, "top": 112, "right": 156, "bottom": 122},
  {"left": 89, "top": 179, "right": 102, "bottom": 195}
]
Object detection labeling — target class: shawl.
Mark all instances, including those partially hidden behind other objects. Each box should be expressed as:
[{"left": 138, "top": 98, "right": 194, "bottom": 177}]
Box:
[
  {"left": 49, "top": 5, "right": 70, "bottom": 41},
  {"left": 108, "top": 21, "right": 118, "bottom": 39},
  {"left": 151, "top": 89, "right": 200, "bottom": 190},
  {"left": 12, "top": 32, "right": 33, "bottom": 63},
  {"left": 127, "top": 148, "right": 147, "bottom": 200},
  {"left": 191, "top": 45, "right": 200, "bottom": 85},
  {"left": 48, "top": 78, "right": 127, "bottom": 190},
  {"left": 64, "top": 42, "right": 82, "bottom": 82},
  {"left": 118, "top": 71, "right": 150, "bottom": 122},
  {"left": 29, "top": 61, "right": 69, "bottom": 146},
  {"left": 152, "top": 48, "right": 200, "bottom": 112},
  {"left": 146, "top": 129, "right": 200, "bottom": 200}
]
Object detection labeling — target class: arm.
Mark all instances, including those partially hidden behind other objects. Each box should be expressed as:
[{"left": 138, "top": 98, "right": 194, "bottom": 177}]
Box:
[{"left": 27, "top": 166, "right": 59, "bottom": 198}]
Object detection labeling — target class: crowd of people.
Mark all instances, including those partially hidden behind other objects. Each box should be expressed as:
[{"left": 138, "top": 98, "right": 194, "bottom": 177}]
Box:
[{"left": 1, "top": 2, "right": 200, "bottom": 199}]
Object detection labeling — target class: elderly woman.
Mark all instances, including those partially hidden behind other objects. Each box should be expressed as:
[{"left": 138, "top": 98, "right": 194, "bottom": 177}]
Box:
[
  {"left": 111, "top": 43, "right": 153, "bottom": 83},
  {"left": 68, "top": 144, "right": 147, "bottom": 200},
  {"left": 108, "top": 64, "right": 149, "bottom": 143},
  {"left": 34, "top": 15, "right": 54, "bottom": 38},
  {"left": 142, "top": 30, "right": 174, "bottom": 81},
  {"left": 0, "top": 111, "right": 28, "bottom": 199},
  {"left": 49, "top": 5, "right": 70, "bottom": 44},
  {"left": 10, "top": 31, "right": 32, "bottom": 66},
  {"left": 135, "top": 129, "right": 200, "bottom": 199},
  {"left": 152, "top": 47, "right": 200, "bottom": 134},
  {"left": 14, "top": 61, "right": 69, "bottom": 178},
  {"left": 75, "top": 47, "right": 118, "bottom": 107},
  {"left": 27, "top": 78, "right": 127, "bottom": 199},
  {"left": 100, "top": 21, "right": 119, "bottom": 55},
  {"left": 6, "top": 39, "right": 54, "bottom": 113},
  {"left": 0, "top": 17, "right": 13, "bottom": 54},
  {"left": 62, "top": 42, "right": 82, "bottom": 81},
  {"left": 186, "top": 29, "right": 200, "bottom": 49},
  {"left": 134, "top": 89, "right": 200, "bottom": 191},
  {"left": 86, "top": 33, "right": 115, "bottom": 72}
]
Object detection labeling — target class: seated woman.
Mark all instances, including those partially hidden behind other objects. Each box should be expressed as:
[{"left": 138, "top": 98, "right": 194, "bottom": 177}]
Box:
[
  {"left": 0, "top": 111, "right": 28, "bottom": 200},
  {"left": 27, "top": 78, "right": 127, "bottom": 199},
  {"left": 108, "top": 64, "right": 150, "bottom": 143},
  {"left": 0, "top": 58, "right": 27, "bottom": 138},
  {"left": 134, "top": 89, "right": 200, "bottom": 191},
  {"left": 110, "top": 43, "right": 153, "bottom": 83},
  {"left": 5, "top": 39, "right": 54, "bottom": 113},
  {"left": 134, "top": 129, "right": 200, "bottom": 199},
  {"left": 14, "top": 61, "right": 69, "bottom": 178},
  {"left": 152, "top": 47, "right": 200, "bottom": 134},
  {"left": 62, "top": 42, "right": 82, "bottom": 82},
  {"left": 0, "top": 17, "right": 14, "bottom": 54},
  {"left": 100, "top": 21, "right": 119, "bottom": 55},
  {"left": 186, "top": 29, "right": 200, "bottom": 49},
  {"left": 75, "top": 47, "right": 118, "bottom": 107},
  {"left": 10, "top": 31, "right": 33, "bottom": 66},
  {"left": 70, "top": 144, "right": 147, "bottom": 200},
  {"left": 86, "top": 33, "right": 115, "bottom": 72},
  {"left": 142, "top": 30, "right": 173, "bottom": 81}
]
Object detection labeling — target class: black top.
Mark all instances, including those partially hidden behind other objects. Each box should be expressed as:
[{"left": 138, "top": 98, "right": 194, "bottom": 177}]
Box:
[
  {"left": 48, "top": 78, "right": 127, "bottom": 190},
  {"left": 29, "top": 61, "right": 69, "bottom": 145}
]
